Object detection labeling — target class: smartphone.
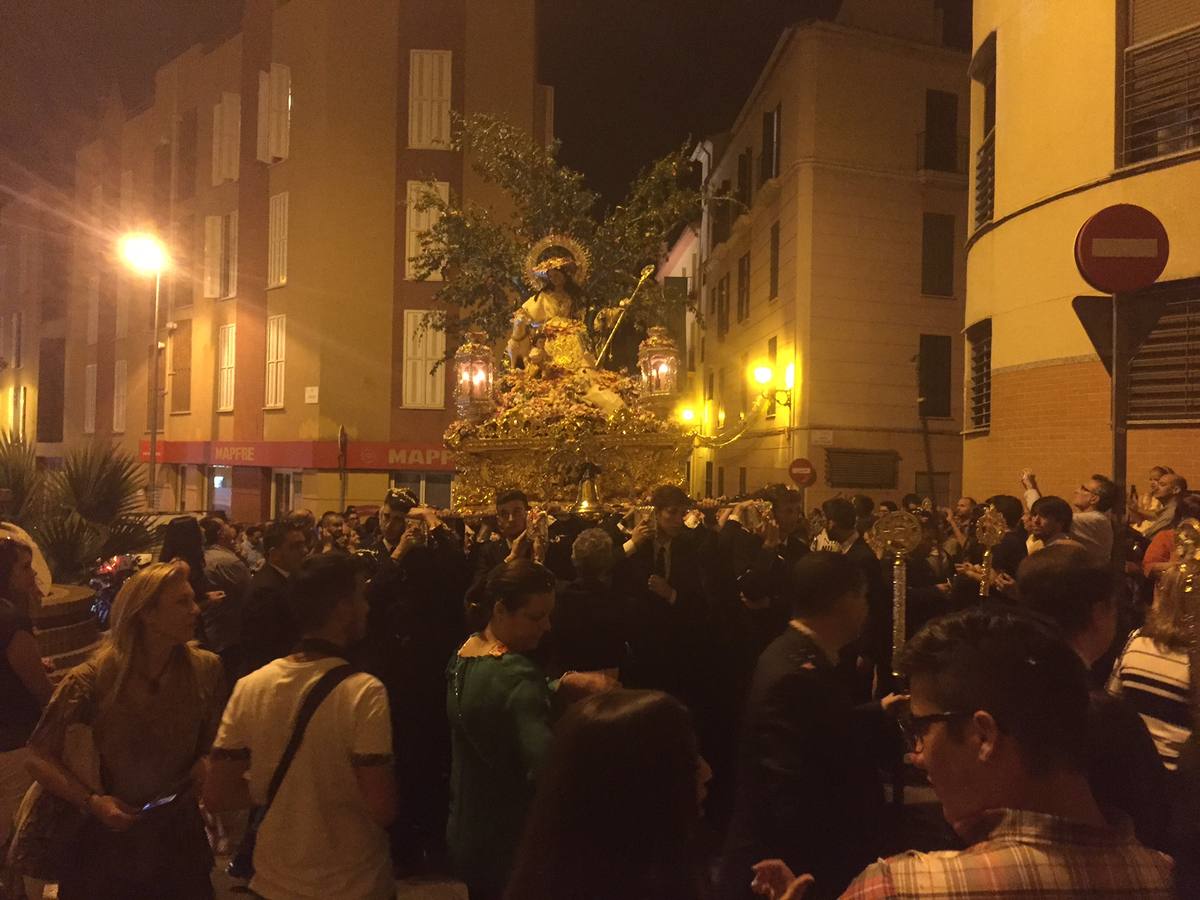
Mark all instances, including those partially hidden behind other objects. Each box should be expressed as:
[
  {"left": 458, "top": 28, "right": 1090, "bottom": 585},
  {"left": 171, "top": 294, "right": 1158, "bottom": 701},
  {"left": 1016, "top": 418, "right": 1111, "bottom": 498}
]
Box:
[{"left": 140, "top": 792, "right": 179, "bottom": 813}]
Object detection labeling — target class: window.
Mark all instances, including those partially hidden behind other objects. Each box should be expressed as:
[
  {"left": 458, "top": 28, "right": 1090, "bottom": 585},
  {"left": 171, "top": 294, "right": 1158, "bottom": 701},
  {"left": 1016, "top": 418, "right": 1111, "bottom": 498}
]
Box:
[
  {"left": 268, "top": 192, "right": 288, "bottom": 288},
  {"left": 769, "top": 221, "right": 780, "bottom": 300},
  {"left": 217, "top": 324, "right": 236, "bottom": 412},
  {"left": 409, "top": 50, "right": 453, "bottom": 149},
  {"left": 760, "top": 103, "right": 781, "bottom": 185},
  {"left": 112, "top": 360, "right": 127, "bottom": 434},
  {"left": 402, "top": 309, "right": 446, "bottom": 408},
  {"left": 766, "top": 336, "right": 778, "bottom": 419},
  {"left": 707, "top": 287, "right": 716, "bottom": 315},
  {"left": 825, "top": 448, "right": 899, "bottom": 489},
  {"left": 1122, "top": 12, "right": 1200, "bottom": 164},
  {"left": 971, "top": 34, "right": 996, "bottom": 228},
  {"left": 389, "top": 471, "right": 453, "bottom": 508},
  {"left": 86, "top": 274, "right": 100, "bottom": 345},
  {"left": 170, "top": 319, "right": 192, "bottom": 414},
  {"left": 736, "top": 252, "right": 750, "bottom": 322},
  {"left": 211, "top": 92, "right": 241, "bottom": 185},
  {"left": 405, "top": 180, "right": 450, "bottom": 280},
  {"left": 710, "top": 180, "right": 732, "bottom": 247},
  {"left": 203, "top": 212, "right": 238, "bottom": 299},
  {"left": 265, "top": 314, "right": 286, "bottom": 408},
  {"left": 36, "top": 338, "right": 64, "bottom": 442},
  {"left": 918, "top": 334, "right": 952, "bottom": 418},
  {"left": 10, "top": 387, "right": 26, "bottom": 443},
  {"left": 83, "top": 364, "right": 97, "bottom": 434},
  {"left": 10, "top": 312, "right": 21, "bottom": 368},
  {"left": 176, "top": 109, "right": 197, "bottom": 200},
  {"left": 257, "top": 63, "right": 291, "bottom": 164},
  {"left": 716, "top": 274, "right": 730, "bottom": 337},
  {"left": 173, "top": 215, "right": 195, "bottom": 308},
  {"left": 1129, "top": 291, "right": 1200, "bottom": 422},
  {"left": 704, "top": 461, "right": 714, "bottom": 498},
  {"left": 922, "top": 89, "right": 959, "bottom": 172},
  {"left": 717, "top": 465, "right": 725, "bottom": 497},
  {"left": 966, "top": 318, "right": 992, "bottom": 431},
  {"left": 921, "top": 213, "right": 956, "bottom": 297},
  {"left": 40, "top": 230, "right": 68, "bottom": 320},
  {"left": 738, "top": 466, "right": 747, "bottom": 496}
]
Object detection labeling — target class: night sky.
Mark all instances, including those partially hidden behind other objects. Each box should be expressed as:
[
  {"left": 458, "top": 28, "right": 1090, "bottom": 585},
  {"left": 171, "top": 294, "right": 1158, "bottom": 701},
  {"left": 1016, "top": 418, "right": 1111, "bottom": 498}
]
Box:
[{"left": 0, "top": 0, "right": 832, "bottom": 200}]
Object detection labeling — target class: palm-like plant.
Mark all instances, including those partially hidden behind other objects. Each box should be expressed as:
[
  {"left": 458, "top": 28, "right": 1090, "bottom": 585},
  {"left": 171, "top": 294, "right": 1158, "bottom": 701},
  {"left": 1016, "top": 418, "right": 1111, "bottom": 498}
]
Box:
[
  {"left": 24, "top": 443, "right": 158, "bottom": 584},
  {"left": 0, "top": 432, "right": 43, "bottom": 525}
]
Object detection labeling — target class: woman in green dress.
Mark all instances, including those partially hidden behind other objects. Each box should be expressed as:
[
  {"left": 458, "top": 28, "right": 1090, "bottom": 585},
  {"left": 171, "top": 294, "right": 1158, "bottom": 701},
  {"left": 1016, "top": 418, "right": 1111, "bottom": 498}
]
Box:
[{"left": 446, "top": 558, "right": 566, "bottom": 900}]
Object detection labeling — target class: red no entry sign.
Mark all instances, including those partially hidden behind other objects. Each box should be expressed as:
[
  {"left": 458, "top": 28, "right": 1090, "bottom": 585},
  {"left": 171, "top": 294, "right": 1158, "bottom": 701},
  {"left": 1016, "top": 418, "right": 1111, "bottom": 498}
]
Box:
[
  {"left": 1075, "top": 204, "right": 1169, "bottom": 294},
  {"left": 789, "top": 457, "right": 816, "bottom": 487}
]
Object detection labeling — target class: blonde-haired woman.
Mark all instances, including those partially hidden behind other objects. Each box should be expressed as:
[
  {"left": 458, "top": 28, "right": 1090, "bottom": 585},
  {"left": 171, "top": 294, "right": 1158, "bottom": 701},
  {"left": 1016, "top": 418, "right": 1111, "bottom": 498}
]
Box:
[{"left": 10, "top": 562, "right": 225, "bottom": 899}]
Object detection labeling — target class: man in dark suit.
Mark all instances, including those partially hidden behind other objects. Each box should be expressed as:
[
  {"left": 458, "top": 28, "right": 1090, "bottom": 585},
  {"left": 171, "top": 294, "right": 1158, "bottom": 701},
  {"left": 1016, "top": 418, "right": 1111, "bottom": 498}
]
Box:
[
  {"left": 718, "top": 552, "right": 904, "bottom": 900},
  {"left": 615, "top": 484, "right": 716, "bottom": 700},
  {"left": 239, "top": 520, "right": 308, "bottom": 675},
  {"left": 363, "top": 487, "right": 468, "bottom": 874}
]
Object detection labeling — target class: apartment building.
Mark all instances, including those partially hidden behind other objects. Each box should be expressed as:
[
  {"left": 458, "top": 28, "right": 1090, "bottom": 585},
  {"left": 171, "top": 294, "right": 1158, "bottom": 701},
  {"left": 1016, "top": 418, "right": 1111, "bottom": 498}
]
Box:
[
  {"left": 686, "top": 0, "right": 970, "bottom": 507},
  {"left": 963, "top": 1, "right": 1200, "bottom": 500},
  {"left": 0, "top": 0, "right": 551, "bottom": 522}
]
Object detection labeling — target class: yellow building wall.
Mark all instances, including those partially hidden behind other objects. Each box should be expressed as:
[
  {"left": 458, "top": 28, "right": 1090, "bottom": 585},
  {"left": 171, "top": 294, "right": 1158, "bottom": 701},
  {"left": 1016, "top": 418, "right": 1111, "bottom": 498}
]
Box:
[{"left": 964, "top": 2, "right": 1200, "bottom": 501}]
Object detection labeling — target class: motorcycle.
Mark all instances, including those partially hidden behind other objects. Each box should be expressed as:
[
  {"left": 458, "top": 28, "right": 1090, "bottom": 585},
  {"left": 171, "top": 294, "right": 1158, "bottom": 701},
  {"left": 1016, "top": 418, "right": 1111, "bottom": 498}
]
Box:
[{"left": 89, "top": 553, "right": 151, "bottom": 629}]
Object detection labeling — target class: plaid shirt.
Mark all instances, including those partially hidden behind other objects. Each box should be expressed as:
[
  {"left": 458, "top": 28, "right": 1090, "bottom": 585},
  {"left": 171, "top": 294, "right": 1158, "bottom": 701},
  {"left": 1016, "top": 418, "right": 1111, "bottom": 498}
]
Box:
[{"left": 842, "top": 808, "right": 1175, "bottom": 899}]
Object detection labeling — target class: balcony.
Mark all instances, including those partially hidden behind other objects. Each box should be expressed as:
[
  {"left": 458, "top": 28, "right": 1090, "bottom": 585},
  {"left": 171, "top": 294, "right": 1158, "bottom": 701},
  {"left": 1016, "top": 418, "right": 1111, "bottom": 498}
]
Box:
[
  {"left": 974, "top": 130, "right": 995, "bottom": 229},
  {"left": 1122, "top": 24, "right": 1200, "bottom": 166}
]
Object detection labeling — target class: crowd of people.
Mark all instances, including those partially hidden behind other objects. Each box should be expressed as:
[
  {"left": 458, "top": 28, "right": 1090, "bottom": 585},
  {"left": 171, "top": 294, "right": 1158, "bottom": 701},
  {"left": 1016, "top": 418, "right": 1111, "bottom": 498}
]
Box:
[{"left": 0, "top": 462, "right": 1195, "bottom": 899}]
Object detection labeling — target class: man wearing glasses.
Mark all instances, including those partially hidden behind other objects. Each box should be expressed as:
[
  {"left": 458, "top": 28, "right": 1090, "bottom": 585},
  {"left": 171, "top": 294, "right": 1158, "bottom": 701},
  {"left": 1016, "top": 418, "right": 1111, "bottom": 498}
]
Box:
[
  {"left": 754, "top": 607, "right": 1175, "bottom": 898},
  {"left": 1021, "top": 468, "right": 1117, "bottom": 565}
]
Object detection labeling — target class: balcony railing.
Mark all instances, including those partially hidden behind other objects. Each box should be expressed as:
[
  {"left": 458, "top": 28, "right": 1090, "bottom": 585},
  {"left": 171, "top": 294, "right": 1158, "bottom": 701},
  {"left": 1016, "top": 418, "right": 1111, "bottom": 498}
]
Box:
[
  {"left": 974, "top": 130, "right": 996, "bottom": 228},
  {"left": 1122, "top": 24, "right": 1200, "bottom": 166}
]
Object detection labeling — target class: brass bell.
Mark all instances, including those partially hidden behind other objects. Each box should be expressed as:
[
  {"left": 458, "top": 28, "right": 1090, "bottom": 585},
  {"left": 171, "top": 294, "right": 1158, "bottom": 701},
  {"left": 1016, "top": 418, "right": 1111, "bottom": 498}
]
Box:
[{"left": 572, "top": 466, "right": 604, "bottom": 516}]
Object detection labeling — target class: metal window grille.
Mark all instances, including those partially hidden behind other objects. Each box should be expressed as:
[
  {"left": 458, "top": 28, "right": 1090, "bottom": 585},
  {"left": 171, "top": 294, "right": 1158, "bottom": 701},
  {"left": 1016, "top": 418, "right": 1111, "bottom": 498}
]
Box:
[
  {"left": 824, "top": 449, "right": 899, "bottom": 490},
  {"left": 967, "top": 319, "right": 992, "bottom": 431},
  {"left": 1122, "top": 24, "right": 1200, "bottom": 165},
  {"left": 1129, "top": 295, "right": 1200, "bottom": 422}
]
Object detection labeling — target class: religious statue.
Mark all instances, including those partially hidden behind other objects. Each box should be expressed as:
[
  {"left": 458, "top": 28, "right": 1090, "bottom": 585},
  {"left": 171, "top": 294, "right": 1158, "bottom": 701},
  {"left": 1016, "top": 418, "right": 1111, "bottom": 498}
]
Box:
[{"left": 509, "top": 234, "right": 623, "bottom": 413}]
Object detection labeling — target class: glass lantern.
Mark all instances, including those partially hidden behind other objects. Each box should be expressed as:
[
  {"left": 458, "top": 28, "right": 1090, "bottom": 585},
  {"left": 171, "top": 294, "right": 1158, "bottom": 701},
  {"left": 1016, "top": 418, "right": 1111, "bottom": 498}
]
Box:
[
  {"left": 455, "top": 331, "right": 494, "bottom": 423},
  {"left": 638, "top": 326, "right": 680, "bottom": 399}
]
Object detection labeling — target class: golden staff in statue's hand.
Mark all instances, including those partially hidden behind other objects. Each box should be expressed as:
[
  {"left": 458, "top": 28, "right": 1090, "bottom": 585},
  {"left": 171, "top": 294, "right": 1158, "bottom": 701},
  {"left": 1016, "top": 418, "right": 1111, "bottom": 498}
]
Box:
[{"left": 594, "top": 264, "right": 656, "bottom": 367}]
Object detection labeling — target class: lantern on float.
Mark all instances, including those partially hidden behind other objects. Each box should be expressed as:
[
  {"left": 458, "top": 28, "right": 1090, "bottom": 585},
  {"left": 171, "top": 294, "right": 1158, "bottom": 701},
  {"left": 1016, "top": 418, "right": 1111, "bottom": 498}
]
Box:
[
  {"left": 455, "top": 331, "right": 494, "bottom": 423},
  {"left": 637, "top": 326, "right": 680, "bottom": 400}
]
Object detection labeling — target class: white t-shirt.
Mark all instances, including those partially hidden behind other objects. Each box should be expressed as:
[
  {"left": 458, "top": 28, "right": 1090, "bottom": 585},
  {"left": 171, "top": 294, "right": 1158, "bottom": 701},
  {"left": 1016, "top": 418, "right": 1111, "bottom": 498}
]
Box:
[{"left": 214, "top": 656, "right": 395, "bottom": 900}]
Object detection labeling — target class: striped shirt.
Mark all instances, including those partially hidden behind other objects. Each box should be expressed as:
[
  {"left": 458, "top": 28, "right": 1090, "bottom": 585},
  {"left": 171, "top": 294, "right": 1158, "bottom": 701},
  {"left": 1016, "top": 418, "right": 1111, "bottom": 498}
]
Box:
[
  {"left": 842, "top": 808, "right": 1175, "bottom": 899},
  {"left": 1107, "top": 630, "right": 1192, "bottom": 771}
]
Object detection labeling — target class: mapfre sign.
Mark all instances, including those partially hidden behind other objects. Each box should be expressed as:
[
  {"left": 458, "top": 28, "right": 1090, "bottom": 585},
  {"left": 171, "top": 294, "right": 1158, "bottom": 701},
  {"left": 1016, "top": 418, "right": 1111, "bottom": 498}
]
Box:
[{"left": 1074, "top": 204, "right": 1169, "bottom": 294}]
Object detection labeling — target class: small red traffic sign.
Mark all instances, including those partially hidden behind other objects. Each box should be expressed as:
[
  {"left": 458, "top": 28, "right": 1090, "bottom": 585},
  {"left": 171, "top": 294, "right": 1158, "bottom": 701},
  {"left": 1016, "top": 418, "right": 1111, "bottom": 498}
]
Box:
[
  {"left": 1075, "top": 204, "right": 1168, "bottom": 294},
  {"left": 789, "top": 457, "right": 816, "bottom": 488}
]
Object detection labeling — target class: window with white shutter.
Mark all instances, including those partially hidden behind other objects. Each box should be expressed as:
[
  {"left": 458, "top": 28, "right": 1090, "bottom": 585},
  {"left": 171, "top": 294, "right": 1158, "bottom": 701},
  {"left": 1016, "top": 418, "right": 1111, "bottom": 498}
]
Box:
[
  {"left": 113, "top": 360, "right": 127, "bottom": 433},
  {"left": 405, "top": 181, "right": 449, "bottom": 280},
  {"left": 217, "top": 323, "right": 236, "bottom": 412},
  {"left": 268, "top": 192, "right": 288, "bottom": 288},
  {"left": 10, "top": 387, "right": 25, "bottom": 442},
  {"left": 86, "top": 274, "right": 100, "bottom": 345},
  {"left": 257, "top": 64, "right": 291, "bottom": 164},
  {"left": 205, "top": 213, "right": 239, "bottom": 299},
  {"left": 211, "top": 92, "right": 241, "bottom": 185},
  {"left": 11, "top": 312, "right": 21, "bottom": 368},
  {"left": 402, "top": 309, "right": 446, "bottom": 408},
  {"left": 409, "top": 50, "right": 452, "bottom": 149},
  {"left": 83, "top": 364, "right": 97, "bottom": 434},
  {"left": 265, "top": 314, "right": 285, "bottom": 408}
]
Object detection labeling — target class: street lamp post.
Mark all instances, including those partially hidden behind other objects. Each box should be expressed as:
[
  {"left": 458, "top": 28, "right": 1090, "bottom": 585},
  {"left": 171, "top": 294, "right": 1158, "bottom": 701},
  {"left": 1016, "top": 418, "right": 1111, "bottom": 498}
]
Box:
[{"left": 118, "top": 233, "right": 169, "bottom": 510}]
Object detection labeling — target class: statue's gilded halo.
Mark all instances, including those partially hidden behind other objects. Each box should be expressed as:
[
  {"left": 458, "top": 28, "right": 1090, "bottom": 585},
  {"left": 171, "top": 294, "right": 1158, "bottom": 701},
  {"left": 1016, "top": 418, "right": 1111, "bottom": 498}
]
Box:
[{"left": 523, "top": 233, "right": 592, "bottom": 290}]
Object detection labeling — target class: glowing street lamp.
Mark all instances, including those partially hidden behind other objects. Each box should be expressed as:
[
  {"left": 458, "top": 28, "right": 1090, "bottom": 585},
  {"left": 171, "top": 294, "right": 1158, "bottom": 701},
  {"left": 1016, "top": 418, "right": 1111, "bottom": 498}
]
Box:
[{"left": 118, "top": 233, "right": 169, "bottom": 509}]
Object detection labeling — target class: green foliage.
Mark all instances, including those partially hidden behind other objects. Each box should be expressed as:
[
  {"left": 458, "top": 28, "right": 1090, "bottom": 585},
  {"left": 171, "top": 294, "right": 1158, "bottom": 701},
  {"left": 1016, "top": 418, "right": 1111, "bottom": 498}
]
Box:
[
  {"left": 1, "top": 441, "right": 157, "bottom": 584},
  {"left": 0, "top": 432, "right": 42, "bottom": 524},
  {"left": 409, "top": 114, "right": 701, "bottom": 363}
]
